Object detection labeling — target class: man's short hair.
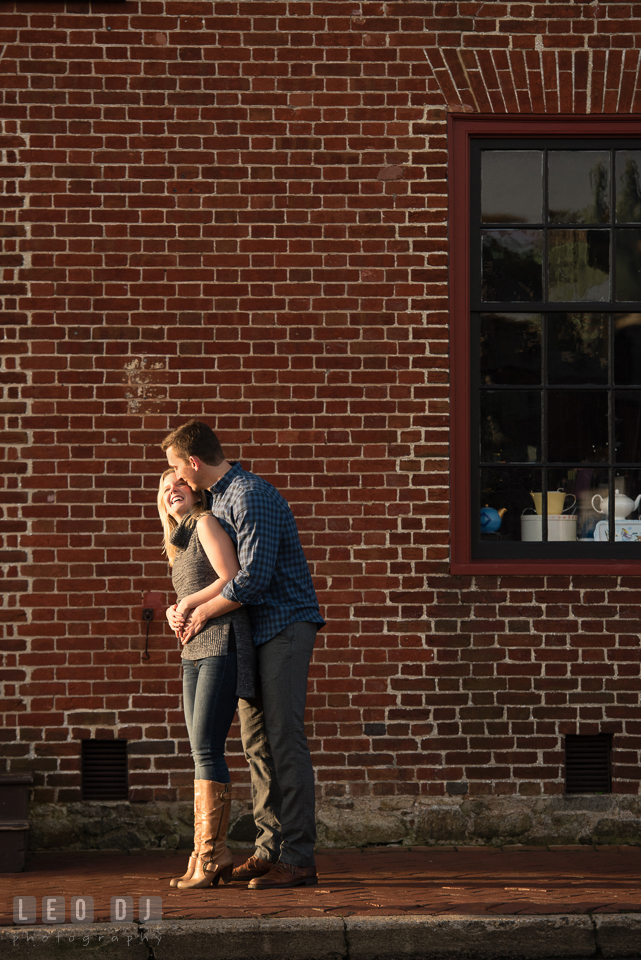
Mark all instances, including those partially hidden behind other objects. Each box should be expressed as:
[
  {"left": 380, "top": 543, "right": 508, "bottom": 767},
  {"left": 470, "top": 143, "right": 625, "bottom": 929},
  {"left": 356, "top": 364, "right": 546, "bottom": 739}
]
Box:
[{"left": 161, "top": 420, "right": 225, "bottom": 466}]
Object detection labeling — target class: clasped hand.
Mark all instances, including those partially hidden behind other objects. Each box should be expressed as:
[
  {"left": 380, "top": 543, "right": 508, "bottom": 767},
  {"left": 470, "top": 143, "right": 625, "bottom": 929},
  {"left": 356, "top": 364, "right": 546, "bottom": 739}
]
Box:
[{"left": 166, "top": 600, "right": 206, "bottom": 645}]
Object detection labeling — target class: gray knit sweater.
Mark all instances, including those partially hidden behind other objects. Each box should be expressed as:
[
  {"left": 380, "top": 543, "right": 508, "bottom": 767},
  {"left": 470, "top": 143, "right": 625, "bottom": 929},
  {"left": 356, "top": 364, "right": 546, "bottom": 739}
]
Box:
[{"left": 170, "top": 512, "right": 256, "bottom": 698}]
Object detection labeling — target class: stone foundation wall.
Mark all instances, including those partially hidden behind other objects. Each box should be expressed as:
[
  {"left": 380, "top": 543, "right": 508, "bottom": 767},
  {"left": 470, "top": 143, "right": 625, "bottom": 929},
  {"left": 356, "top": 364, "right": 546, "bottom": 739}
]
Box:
[{"left": 29, "top": 795, "right": 641, "bottom": 852}]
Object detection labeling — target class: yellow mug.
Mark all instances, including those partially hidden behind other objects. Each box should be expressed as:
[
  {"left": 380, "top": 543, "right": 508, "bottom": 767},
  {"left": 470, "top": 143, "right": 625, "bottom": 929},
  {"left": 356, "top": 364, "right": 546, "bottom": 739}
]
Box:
[{"left": 530, "top": 490, "right": 576, "bottom": 515}]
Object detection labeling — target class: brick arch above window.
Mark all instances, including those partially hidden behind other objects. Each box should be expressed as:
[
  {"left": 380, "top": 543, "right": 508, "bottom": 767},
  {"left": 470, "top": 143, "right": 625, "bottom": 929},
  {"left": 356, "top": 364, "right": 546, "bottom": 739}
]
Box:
[{"left": 426, "top": 48, "right": 641, "bottom": 116}]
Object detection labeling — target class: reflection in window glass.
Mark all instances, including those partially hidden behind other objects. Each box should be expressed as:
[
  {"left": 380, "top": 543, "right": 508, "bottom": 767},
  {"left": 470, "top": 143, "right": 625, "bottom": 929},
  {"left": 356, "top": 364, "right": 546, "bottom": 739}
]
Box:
[
  {"left": 547, "top": 313, "right": 608, "bottom": 384},
  {"left": 480, "top": 313, "right": 541, "bottom": 384},
  {"left": 573, "top": 466, "right": 609, "bottom": 540},
  {"left": 482, "top": 230, "right": 543, "bottom": 301},
  {"left": 548, "top": 390, "right": 609, "bottom": 462},
  {"left": 614, "top": 312, "right": 641, "bottom": 384},
  {"left": 549, "top": 151, "right": 610, "bottom": 224},
  {"left": 614, "top": 391, "right": 641, "bottom": 462},
  {"left": 615, "top": 151, "right": 641, "bottom": 223},
  {"left": 615, "top": 229, "right": 641, "bottom": 301},
  {"left": 481, "top": 151, "right": 543, "bottom": 224},
  {"left": 548, "top": 230, "right": 610, "bottom": 302},
  {"left": 480, "top": 390, "right": 540, "bottom": 463}
]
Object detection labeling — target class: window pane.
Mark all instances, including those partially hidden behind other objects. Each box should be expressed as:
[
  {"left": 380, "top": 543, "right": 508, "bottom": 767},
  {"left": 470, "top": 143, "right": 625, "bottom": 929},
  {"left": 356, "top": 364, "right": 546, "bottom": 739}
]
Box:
[
  {"left": 480, "top": 313, "right": 541, "bottom": 384},
  {"left": 548, "top": 390, "right": 609, "bottom": 462},
  {"left": 615, "top": 391, "right": 641, "bottom": 462},
  {"left": 524, "top": 470, "right": 578, "bottom": 542},
  {"left": 573, "top": 466, "right": 610, "bottom": 540},
  {"left": 480, "top": 467, "right": 542, "bottom": 542},
  {"left": 482, "top": 230, "right": 543, "bottom": 302},
  {"left": 480, "top": 390, "right": 540, "bottom": 462},
  {"left": 547, "top": 313, "right": 608, "bottom": 385},
  {"left": 548, "top": 151, "right": 610, "bottom": 224},
  {"left": 546, "top": 468, "right": 579, "bottom": 520},
  {"left": 615, "top": 151, "right": 641, "bottom": 223},
  {"left": 615, "top": 229, "right": 641, "bottom": 301},
  {"left": 481, "top": 151, "right": 543, "bottom": 223},
  {"left": 614, "top": 312, "right": 641, "bottom": 384},
  {"left": 548, "top": 230, "right": 610, "bottom": 302},
  {"left": 590, "top": 469, "right": 641, "bottom": 541}
]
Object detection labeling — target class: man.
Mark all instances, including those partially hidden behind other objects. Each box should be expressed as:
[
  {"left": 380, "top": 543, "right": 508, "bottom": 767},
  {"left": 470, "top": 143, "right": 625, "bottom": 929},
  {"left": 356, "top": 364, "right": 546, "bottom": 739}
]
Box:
[{"left": 161, "top": 420, "right": 324, "bottom": 889}]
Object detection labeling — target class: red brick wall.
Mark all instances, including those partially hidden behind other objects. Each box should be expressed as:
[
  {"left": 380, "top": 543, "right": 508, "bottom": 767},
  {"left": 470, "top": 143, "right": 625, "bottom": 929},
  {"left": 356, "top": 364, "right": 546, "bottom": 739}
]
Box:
[{"left": 1, "top": 1, "right": 641, "bottom": 814}]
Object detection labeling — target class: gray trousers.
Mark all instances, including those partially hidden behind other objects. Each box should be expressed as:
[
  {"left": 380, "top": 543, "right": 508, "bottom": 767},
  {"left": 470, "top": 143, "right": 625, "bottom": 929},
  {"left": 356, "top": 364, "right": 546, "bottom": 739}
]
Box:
[{"left": 237, "top": 621, "right": 317, "bottom": 867}]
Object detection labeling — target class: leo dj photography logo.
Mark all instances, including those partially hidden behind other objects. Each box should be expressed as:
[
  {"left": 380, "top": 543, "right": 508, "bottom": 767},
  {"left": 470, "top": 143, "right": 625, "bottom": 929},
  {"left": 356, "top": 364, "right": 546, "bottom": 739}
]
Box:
[{"left": 13, "top": 896, "right": 162, "bottom": 924}]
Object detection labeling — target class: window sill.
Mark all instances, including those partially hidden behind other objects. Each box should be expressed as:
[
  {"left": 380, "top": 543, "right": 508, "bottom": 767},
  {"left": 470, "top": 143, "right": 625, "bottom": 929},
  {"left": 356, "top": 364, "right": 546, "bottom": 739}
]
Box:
[{"left": 451, "top": 558, "right": 641, "bottom": 575}]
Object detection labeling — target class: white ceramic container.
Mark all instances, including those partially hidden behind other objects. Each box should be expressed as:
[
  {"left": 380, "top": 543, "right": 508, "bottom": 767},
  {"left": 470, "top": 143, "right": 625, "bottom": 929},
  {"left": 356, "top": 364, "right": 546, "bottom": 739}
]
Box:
[{"left": 521, "top": 514, "right": 577, "bottom": 542}]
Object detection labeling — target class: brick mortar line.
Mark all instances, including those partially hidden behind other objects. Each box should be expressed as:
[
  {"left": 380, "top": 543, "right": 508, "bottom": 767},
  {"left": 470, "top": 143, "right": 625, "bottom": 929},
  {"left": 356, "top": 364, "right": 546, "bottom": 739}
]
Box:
[{"left": 2, "top": 113, "right": 33, "bottom": 726}]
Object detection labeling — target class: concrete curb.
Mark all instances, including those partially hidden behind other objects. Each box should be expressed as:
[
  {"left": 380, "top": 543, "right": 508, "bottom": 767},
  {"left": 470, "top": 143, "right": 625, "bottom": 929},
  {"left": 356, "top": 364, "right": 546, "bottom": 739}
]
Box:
[
  {"left": 345, "top": 915, "right": 596, "bottom": 959},
  {"left": 150, "top": 918, "right": 346, "bottom": 960},
  {"left": 0, "top": 922, "right": 147, "bottom": 957},
  {"left": 2, "top": 913, "right": 640, "bottom": 959},
  {"left": 594, "top": 914, "right": 641, "bottom": 958}
]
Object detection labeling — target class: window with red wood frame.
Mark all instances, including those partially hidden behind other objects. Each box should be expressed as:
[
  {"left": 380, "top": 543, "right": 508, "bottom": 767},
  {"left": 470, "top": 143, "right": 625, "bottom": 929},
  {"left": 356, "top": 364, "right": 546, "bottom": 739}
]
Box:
[{"left": 449, "top": 116, "right": 641, "bottom": 574}]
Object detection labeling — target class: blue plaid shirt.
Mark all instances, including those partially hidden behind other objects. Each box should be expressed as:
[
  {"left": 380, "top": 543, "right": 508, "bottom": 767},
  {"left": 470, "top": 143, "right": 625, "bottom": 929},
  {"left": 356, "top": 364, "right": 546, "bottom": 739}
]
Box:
[{"left": 209, "top": 462, "right": 325, "bottom": 646}]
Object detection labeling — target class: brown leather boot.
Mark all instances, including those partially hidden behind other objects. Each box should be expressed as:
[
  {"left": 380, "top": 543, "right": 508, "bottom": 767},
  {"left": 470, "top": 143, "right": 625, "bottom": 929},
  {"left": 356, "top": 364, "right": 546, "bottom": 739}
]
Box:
[
  {"left": 177, "top": 780, "right": 234, "bottom": 889},
  {"left": 248, "top": 862, "right": 318, "bottom": 889},
  {"left": 231, "top": 854, "right": 274, "bottom": 882},
  {"left": 170, "top": 780, "right": 202, "bottom": 888}
]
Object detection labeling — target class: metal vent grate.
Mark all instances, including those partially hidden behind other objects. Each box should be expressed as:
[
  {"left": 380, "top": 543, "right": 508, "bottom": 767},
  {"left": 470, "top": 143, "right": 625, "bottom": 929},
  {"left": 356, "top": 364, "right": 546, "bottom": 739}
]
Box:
[
  {"left": 564, "top": 734, "right": 612, "bottom": 794},
  {"left": 81, "top": 739, "right": 128, "bottom": 801}
]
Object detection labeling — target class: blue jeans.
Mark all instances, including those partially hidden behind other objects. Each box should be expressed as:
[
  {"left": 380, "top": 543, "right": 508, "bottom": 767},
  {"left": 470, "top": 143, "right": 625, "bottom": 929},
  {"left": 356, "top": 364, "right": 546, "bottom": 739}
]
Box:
[{"left": 182, "top": 646, "right": 238, "bottom": 782}]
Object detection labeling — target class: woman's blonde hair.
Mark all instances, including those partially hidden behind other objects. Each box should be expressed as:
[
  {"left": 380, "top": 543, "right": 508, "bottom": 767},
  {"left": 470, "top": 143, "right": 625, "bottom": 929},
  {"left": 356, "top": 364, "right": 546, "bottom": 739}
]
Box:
[{"left": 157, "top": 468, "right": 208, "bottom": 566}]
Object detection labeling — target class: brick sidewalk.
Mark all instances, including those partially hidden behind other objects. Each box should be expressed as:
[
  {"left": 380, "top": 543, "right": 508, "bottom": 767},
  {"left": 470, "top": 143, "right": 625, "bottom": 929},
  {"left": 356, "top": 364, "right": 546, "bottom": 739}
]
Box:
[{"left": 2, "top": 845, "right": 640, "bottom": 926}]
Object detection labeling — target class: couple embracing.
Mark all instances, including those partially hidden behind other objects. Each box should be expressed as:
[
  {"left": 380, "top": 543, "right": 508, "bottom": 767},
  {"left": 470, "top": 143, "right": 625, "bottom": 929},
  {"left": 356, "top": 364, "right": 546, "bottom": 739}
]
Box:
[{"left": 157, "top": 420, "right": 324, "bottom": 891}]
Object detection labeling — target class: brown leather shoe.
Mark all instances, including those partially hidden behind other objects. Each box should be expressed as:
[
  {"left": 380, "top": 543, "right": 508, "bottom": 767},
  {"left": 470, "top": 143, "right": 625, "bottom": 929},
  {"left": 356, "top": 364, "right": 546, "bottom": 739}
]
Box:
[
  {"left": 231, "top": 854, "right": 274, "bottom": 882},
  {"left": 248, "top": 861, "right": 318, "bottom": 889}
]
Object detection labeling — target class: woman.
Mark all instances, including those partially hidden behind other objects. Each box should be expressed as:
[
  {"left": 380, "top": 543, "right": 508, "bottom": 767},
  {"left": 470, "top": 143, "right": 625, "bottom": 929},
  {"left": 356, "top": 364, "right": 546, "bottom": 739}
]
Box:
[{"left": 157, "top": 468, "right": 255, "bottom": 890}]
